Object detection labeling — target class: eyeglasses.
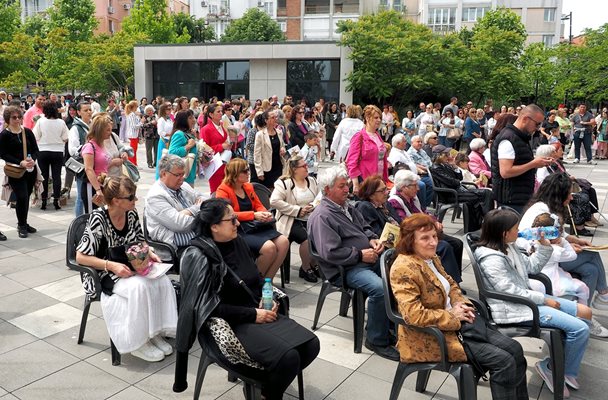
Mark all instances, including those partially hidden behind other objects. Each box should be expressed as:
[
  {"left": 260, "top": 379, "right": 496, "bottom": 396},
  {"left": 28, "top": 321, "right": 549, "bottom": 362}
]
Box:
[
  {"left": 429, "top": 137, "right": 438, "bottom": 140},
  {"left": 220, "top": 215, "right": 239, "bottom": 226},
  {"left": 407, "top": 183, "right": 419, "bottom": 188},
  {"left": 167, "top": 170, "right": 186, "bottom": 178},
  {"left": 241, "top": 168, "right": 250, "bottom": 174},
  {"left": 10, "top": 115, "right": 23, "bottom": 120},
  {"left": 297, "top": 111, "right": 305, "bottom": 115},
  {"left": 117, "top": 194, "right": 136, "bottom": 201},
  {"left": 528, "top": 116, "right": 543, "bottom": 127},
  {"left": 295, "top": 164, "right": 308, "bottom": 169},
  {"left": 375, "top": 187, "right": 388, "bottom": 193}
]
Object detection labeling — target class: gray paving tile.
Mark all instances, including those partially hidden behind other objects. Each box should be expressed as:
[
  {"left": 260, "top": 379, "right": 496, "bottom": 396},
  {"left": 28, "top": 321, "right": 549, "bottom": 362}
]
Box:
[
  {"left": 0, "top": 340, "right": 78, "bottom": 392},
  {"left": 44, "top": 317, "right": 110, "bottom": 359},
  {"left": 0, "top": 394, "right": 19, "bottom": 399},
  {"left": 285, "top": 357, "right": 353, "bottom": 400},
  {"left": 12, "top": 361, "right": 129, "bottom": 400},
  {"left": 0, "top": 289, "right": 58, "bottom": 321},
  {"left": 0, "top": 321, "right": 37, "bottom": 355},
  {"left": 0, "top": 385, "right": 6, "bottom": 396},
  {"left": 85, "top": 347, "right": 178, "bottom": 385},
  {"left": 136, "top": 358, "right": 237, "bottom": 400},
  {"left": 288, "top": 291, "right": 342, "bottom": 325},
  {"left": 27, "top": 244, "right": 68, "bottom": 263},
  {"left": 0, "top": 245, "right": 21, "bottom": 260},
  {"left": 106, "top": 386, "right": 161, "bottom": 400},
  {"left": 0, "top": 236, "right": 61, "bottom": 252},
  {"left": 33, "top": 274, "right": 82, "bottom": 302},
  {"left": 323, "top": 370, "right": 428, "bottom": 400},
  {"left": 5, "top": 264, "right": 74, "bottom": 289},
  {"left": 8, "top": 303, "right": 91, "bottom": 339},
  {"left": 0, "top": 276, "right": 28, "bottom": 298},
  {"left": 64, "top": 295, "right": 104, "bottom": 318},
  {"left": 0, "top": 254, "right": 47, "bottom": 274}
]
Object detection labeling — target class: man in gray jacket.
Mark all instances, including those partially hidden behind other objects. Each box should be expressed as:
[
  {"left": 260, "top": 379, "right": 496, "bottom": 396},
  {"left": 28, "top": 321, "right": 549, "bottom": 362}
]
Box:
[
  {"left": 307, "top": 165, "right": 398, "bottom": 361},
  {"left": 145, "top": 155, "right": 206, "bottom": 251}
]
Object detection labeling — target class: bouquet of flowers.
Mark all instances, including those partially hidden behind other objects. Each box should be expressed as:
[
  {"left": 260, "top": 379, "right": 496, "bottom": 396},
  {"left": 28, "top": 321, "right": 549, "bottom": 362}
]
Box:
[
  {"left": 197, "top": 141, "right": 215, "bottom": 167},
  {"left": 125, "top": 242, "right": 152, "bottom": 276}
]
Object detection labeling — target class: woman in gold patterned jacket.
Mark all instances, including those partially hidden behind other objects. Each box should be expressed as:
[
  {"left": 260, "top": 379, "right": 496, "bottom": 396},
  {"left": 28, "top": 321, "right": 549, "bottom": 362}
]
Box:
[{"left": 390, "top": 214, "right": 529, "bottom": 400}]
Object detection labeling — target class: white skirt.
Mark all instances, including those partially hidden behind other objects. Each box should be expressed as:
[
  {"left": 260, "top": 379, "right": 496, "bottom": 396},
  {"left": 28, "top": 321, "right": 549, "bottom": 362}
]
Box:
[{"left": 101, "top": 275, "right": 178, "bottom": 353}]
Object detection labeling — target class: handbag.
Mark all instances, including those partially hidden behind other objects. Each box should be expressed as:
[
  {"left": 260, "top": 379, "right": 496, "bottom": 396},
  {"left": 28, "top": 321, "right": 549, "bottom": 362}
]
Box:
[
  {"left": 121, "top": 159, "right": 141, "bottom": 182},
  {"left": 447, "top": 128, "right": 462, "bottom": 140},
  {"left": 3, "top": 129, "right": 27, "bottom": 178},
  {"left": 239, "top": 218, "right": 277, "bottom": 234}
]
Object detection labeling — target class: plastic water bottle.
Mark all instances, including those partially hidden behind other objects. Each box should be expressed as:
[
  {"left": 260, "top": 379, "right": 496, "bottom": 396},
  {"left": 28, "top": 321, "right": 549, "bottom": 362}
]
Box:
[
  {"left": 26, "top": 154, "right": 34, "bottom": 173},
  {"left": 262, "top": 278, "right": 274, "bottom": 311},
  {"left": 518, "top": 226, "right": 560, "bottom": 241}
]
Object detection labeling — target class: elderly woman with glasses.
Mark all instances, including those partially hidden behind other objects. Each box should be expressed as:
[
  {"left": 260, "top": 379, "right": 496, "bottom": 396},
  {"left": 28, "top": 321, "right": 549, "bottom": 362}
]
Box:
[
  {"left": 422, "top": 132, "right": 438, "bottom": 158},
  {"left": 216, "top": 158, "right": 289, "bottom": 279},
  {"left": 354, "top": 175, "right": 401, "bottom": 238},
  {"left": 270, "top": 155, "right": 320, "bottom": 283},
  {"left": 388, "top": 169, "right": 464, "bottom": 284},
  {"left": 174, "top": 198, "right": 319, "bottom": 400},
  {"left": 76, "top": 175, "right": 178, "bottom": 363}
]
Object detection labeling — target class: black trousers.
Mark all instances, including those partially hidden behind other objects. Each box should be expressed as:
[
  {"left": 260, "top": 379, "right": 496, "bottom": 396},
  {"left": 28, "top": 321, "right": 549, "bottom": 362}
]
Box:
[
  {"left": 8, "top": 170, "right": 36, "bottom": 226},
  {"left": 145, "top": 137, "right": 159, "bottom": 167},
  {"left": 38, "top": 151, "right": 63, "bottom": 201},
  {"left": 465, "top": 329, "right": 529, "bottom": 400}
]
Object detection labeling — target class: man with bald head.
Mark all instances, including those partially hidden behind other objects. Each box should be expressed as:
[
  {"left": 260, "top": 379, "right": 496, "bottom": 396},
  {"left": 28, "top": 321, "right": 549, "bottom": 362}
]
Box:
[{"left": 491, "top": 104, "right": 553, "bottom": 213}]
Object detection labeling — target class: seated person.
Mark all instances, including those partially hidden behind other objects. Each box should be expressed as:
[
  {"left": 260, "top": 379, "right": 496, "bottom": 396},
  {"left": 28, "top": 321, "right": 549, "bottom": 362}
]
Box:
[
  {"left": 174, "top": 199, "right": 320, "bottom": 400},
  {"left": 387, "top": 133, "right": 429, "bottom": 206},
  {"left": 468, "top": 138, "right": 492, "bottom": 181},
  {"left": 76, "top": 175, "right": 178, "bottom": 362},
  {"left": 455, "top": 153, "right": 487, "bottom": 188},
  {"left": 430, "top": 145, "right": 494, "bottom": 232},
  {"left": 475, "top": 208, "right": 591, "bottom": 396},
  {"left": 308, "top": 165, "right": 398, "bottom": 361},
  {"left": 354, "top": 175, "right": 401, "bottom": 237},
  {"left": 406, "top": 135, "right": 434, "bottom": 208},
  {"left": 270, "top": 155, "right": 320, "bottom": 283},
  {"left": 144, "top": 154, "right": 206, "bottom": 252},
  {"left": 391, "top": 214, "right": 529, "bottom": 399},
  {"left": 388, "top": 170, "right": 464, "bottom": 283},
  {"left": 216, "top": 158, "right": 289, "bottom": 279}
]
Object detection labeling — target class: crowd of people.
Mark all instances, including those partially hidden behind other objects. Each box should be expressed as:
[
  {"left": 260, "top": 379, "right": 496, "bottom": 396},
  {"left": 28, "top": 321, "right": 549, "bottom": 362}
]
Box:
[{"left": 2, "top": 90, "right": 608, "bottom": 399}]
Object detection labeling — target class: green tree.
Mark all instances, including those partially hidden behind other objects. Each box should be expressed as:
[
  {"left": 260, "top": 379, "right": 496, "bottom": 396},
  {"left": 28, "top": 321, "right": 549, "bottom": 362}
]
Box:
[
  {"left": 337, "top": 11, "right": 448, "bottom": 106},
  {"left": 23, "top": 14, "right": 50, "bottom": 38},
  {"left": 221, "top": 8, "right": 284, "bottom": 42},
  {"left": 172, "top": 13, "right": 215, "bottom": 43},
  {"left": 122, "top": 0, "right": 189, "bottom": 44},
  {"left": 0, "top": 0, "right": 20, "bottom": 43},
  {"left": 0, "top": 32, "right": 43, "bottom": 91},
  {"left": 462, "top": 8, "right": 527, "bottom": 105},
  {"left": 48, "top": 0, "right": 98, "bottom": 42},
  {"left": 519, "top": 42, "right": 560, "bottom": 107}
]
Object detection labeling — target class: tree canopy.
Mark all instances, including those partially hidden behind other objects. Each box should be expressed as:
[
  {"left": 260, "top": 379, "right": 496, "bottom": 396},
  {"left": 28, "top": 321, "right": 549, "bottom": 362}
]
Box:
[
  {"left": 221, "top": 8, "right": 285, "bottom": 42},
  {"left": 122, "top": 0, "right": 189, "bottom": 44},
  {"left": 172, "top": 13, "right": 215, "bottom": 43}
]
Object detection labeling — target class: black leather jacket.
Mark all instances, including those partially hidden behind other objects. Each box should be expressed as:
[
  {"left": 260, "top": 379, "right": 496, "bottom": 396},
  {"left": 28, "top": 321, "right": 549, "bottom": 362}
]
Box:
[{"left": 173, "top": 236, "right": 227, "bottom": 392}]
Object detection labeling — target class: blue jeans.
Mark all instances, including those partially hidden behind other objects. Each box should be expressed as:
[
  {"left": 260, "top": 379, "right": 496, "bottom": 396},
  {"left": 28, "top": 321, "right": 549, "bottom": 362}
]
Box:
[
  {"left": 418, "top": 175, "right": 434, "bottom": 209},
  {"left": 539, "top": 295, "right": 590, "bottom": 376},
  {"left": 438, "top": 136, "right": 457, "bottom": 149},
  {"left": 74, "top": 176, "right": 84, "bottom": 217},
  {"left": 560, "top": 250, "right": 608, "bottom": 304},
  {"left": 335, "top": 261, "right": 390, "bottom": 346},
  {"left": 573, "top": 132, "right": 593, "bottom": 162}
]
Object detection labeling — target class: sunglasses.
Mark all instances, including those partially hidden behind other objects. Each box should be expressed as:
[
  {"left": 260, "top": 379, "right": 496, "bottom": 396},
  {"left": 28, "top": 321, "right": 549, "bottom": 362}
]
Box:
[
  {"left": 117, "top": 194, "right": 136, "bottom": 201},
  {"left": 241, "top": 168, "right": 250, "bottom": 174},
  {"left": 10, "top": 115, "right": 23, "bottom": 120},
  {"left": 220, "top": 215, "right": 239, "bottom": 226}
]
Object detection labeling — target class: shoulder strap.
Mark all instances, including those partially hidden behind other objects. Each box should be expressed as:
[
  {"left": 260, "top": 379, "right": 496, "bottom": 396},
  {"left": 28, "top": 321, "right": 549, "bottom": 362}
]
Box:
[
  {"left": 224, "top": 265, "right": 260, "bottom": 304},
  {"left": 358, "top": 132, "right": 364, "bottom": 162},
  {"left": 21, "top": 129, "right": 27, "bottom": 160}
]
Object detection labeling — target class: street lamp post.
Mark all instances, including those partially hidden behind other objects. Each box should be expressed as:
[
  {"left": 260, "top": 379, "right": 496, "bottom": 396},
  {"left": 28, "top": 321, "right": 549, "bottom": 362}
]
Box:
[{"left": 561, "top": 11, "right": 573, "bottom": 44}]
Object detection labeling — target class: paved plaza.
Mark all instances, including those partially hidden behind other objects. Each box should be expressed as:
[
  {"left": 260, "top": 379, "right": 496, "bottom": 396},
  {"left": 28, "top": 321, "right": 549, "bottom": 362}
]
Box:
[{"left": 1, "top": 148, "right": 608, "bottom": 400}]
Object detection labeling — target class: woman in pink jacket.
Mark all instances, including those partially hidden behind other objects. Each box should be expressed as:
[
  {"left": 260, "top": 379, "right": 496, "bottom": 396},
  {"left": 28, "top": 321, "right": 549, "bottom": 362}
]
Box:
[
  {"left": 345, "top": 105, "right": 389, "bottom": 194},
  {"left": 468, "top": 138, "right": 492, "bottom": 180}
]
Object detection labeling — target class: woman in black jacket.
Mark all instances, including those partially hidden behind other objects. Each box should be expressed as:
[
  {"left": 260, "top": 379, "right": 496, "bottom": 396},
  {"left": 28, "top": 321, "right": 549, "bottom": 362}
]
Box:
[
  {"left": 287, "top": 105, "right": 307, "bottom": 149},
  {"left": 430, "top": 145, "right": 493, "bottom": 232},
  {"left": 0, "top": 106, "right": 39, "bottom": 238},
  {"left": 174, "top": 198, "right": 319, "bottom": 400}
]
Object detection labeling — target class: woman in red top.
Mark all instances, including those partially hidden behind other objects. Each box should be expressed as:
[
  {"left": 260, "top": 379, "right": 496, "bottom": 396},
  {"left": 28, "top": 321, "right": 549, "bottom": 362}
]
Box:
[
  {"left": 200, "top": 103, "right": 231, "bottom": 193},
  {"left": 216, "top": 158, "right": 289, "bottom": 279}
]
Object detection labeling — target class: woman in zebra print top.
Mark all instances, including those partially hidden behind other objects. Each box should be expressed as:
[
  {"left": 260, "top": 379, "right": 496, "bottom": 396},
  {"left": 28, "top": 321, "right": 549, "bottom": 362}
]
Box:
[{"left": 76, "top": 175, "right": 178, "bottom": 362}]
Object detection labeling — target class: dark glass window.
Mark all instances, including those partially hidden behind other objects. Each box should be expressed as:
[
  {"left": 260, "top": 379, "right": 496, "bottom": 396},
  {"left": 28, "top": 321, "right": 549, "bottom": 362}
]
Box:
[
  {"left": 152, "top": 61, "right": 249, "bottom": 100},
  {"left": 286, "top": 60, "right": 340, "bottom": 103}
]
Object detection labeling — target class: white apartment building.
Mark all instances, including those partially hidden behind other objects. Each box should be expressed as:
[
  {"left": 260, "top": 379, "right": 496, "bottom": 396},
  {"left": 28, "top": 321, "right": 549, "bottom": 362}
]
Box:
[
  {"left": 194, "top": 1, "right": 562, "bottom": 46},
  {"left": 385, "top": 0, "right": 563, "bottom": 46}
]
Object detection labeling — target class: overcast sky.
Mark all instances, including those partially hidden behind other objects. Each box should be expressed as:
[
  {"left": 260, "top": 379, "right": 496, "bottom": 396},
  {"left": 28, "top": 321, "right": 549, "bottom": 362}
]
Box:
[{"left": 562, "top": 0, "right": 607, "bottom": 35}]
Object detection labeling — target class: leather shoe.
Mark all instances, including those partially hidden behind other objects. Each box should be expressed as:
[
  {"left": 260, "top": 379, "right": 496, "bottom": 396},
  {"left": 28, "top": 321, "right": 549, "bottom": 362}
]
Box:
[
  {"left": 299, "top": 267, "right": 318, "bottom": 283},
  {"left": 18, "top": 226, "right": 28, "bottom": 238},
  {"left": 576, "top": 228, "right": 594, "bottom": 237},
  {"left": 0, "top": 231, "right": 6, "bottom": 241},
  {"left": 364, "top": 340, "right": 399, "bottom": 361},
  {"left": 26, "top": 225, "right": 37, "bottom": 233}
]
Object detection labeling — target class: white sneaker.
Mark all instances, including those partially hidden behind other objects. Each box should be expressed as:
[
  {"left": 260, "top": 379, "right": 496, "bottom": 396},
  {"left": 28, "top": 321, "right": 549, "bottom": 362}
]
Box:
[
  {"left": 590, "top": 318, "right": 608, "bottom": 338},
  {"left": 592, "top": 294, "right": 608, "bottom": 310},
  {"left": 151, "top": 335, "right": 173, "bottom": 356},
  {"left": 574, "top": 158, "right": 580, "bottom": 164},
  {"left": 131, "top": 341, "right": 165, "bottom": 362}
]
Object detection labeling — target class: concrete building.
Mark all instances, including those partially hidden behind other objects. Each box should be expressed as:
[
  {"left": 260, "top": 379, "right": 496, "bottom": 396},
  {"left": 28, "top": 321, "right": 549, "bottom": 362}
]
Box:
[
  {"left": 19, "top": 0, "right": 190, "bottom": 36},
  {"left": 193, "top": 1, "right": 563, "bottom": 46},
  {"left": 395, "top": 0, "right": 563, "bottom": 46},
  {"left": 134, "top": 41, "right": 352, "bottom": 104}
]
